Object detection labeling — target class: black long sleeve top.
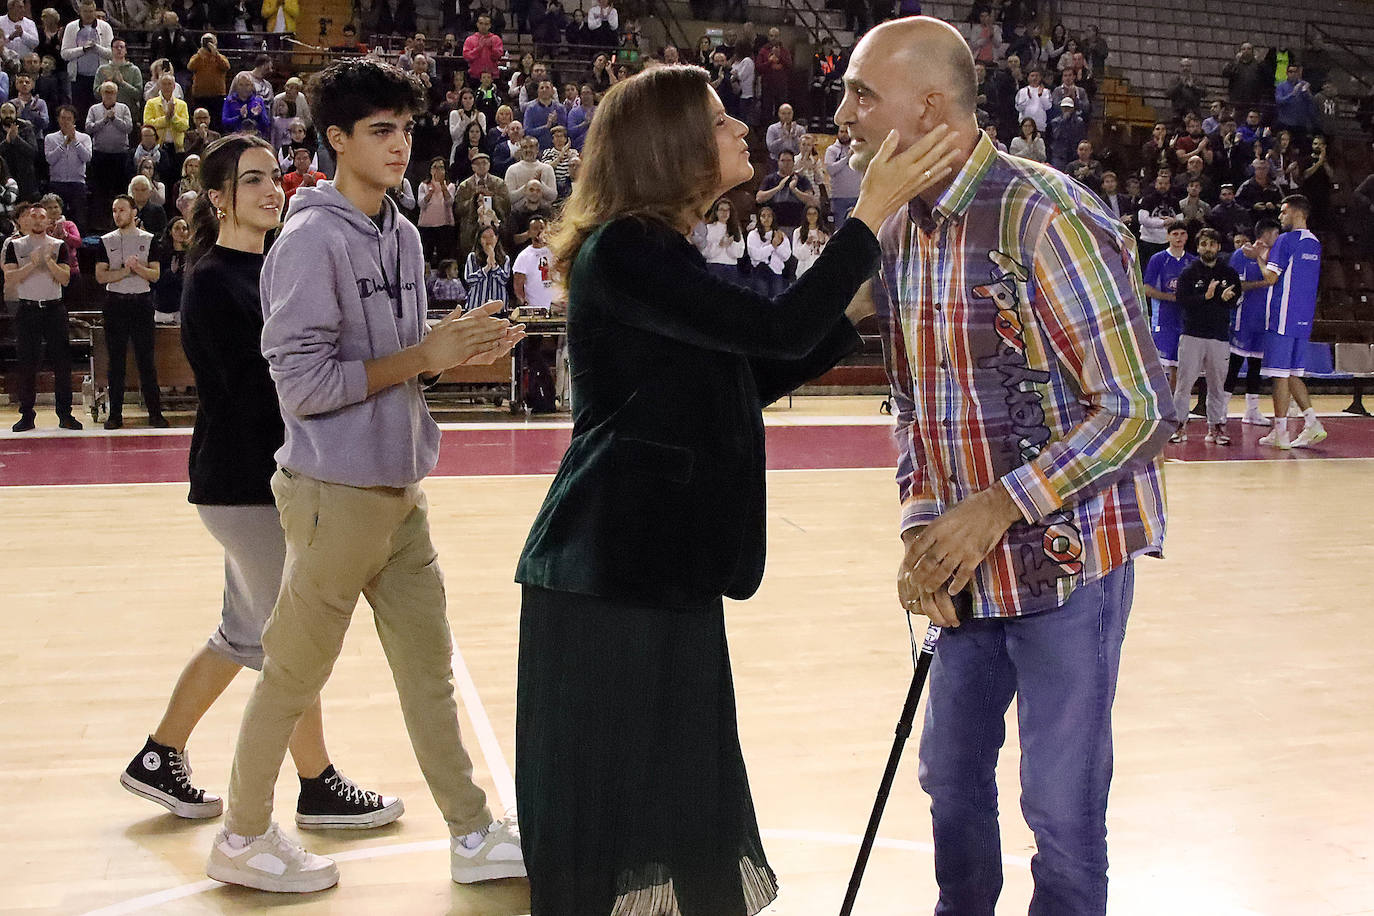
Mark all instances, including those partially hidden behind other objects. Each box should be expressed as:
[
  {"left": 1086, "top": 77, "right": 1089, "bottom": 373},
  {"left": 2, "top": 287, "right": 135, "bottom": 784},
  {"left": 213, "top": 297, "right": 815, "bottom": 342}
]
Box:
[
  {"left": 516, "top": 214, "right": 881, "bottom": 608},
  {"left": 180, "top": 245, "right": 284, "bottom": 505},
  {"left": 1176, "top": 258, "right": 1243, "bottom": 341}
]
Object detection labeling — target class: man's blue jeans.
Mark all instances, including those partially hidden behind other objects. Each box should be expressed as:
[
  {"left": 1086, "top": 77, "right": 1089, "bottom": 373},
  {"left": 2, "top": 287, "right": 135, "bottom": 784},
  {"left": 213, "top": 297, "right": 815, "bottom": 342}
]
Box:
[{"left": 917, "top": 562, "right": 1134, "bottom": 916}]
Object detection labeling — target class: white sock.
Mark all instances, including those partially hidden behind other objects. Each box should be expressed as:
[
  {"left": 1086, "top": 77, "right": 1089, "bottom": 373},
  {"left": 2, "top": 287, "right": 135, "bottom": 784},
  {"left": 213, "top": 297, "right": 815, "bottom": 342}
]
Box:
[
  {"left": 225, "top": 832, "right": 256, "bottom": 849},
  {"left": 1276, "top": 417, "right": 1289, "bottom": 436},
  {"left": 457, "top": 823, "right": 492, "bottom": 849},
  {"left": 1245, "top": 393, "right": 1261, "bottom": 411},
  {"left": 1303, "top": 407, "right": 1319, "bottom": 427}
]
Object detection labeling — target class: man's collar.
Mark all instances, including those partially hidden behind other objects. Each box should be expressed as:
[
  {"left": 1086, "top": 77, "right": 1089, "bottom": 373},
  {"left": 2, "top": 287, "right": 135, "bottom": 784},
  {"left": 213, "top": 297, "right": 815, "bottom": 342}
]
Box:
[{"left": 909, "top": 130, "right": 998, "bottom": 228}]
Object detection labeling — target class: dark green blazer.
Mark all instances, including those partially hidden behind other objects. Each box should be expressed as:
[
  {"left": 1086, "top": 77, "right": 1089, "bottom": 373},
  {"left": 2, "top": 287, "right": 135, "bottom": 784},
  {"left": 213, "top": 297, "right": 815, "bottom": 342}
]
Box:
[{"left": 515, "top": 215, "right": 882, "bottom": 608}]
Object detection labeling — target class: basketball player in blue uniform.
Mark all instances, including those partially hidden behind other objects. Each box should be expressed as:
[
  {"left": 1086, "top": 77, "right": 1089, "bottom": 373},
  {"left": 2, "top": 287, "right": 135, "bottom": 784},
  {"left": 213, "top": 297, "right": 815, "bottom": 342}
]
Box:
[
  {"left": 1225, "top": 220, "right": 1280, "bottom": 427},
  {"left": 1142, "top": 220, "right": 1196, "bottom": 386},
  {"left": 1256, "top": 195, "right": 1327, "bottom": 449}
]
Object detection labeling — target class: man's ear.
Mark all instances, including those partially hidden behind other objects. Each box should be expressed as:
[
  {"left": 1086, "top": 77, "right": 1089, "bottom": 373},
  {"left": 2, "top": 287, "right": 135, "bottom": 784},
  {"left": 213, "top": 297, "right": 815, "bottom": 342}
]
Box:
[{"left": 326, "top": 124, "right": 346, "bottom": 156}]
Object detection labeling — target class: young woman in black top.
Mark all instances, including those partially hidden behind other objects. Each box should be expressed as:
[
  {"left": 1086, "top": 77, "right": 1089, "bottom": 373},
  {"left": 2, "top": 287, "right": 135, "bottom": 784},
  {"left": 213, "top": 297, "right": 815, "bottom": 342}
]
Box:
[
  {"left": 152, "top": 216, "right": 189, "bottom": 323},
  {"left": 120, "top": 135, "right": 403, "bottom": 832},
  {"left": 513, "top": 65, "right": 957, "bottom": 915}
]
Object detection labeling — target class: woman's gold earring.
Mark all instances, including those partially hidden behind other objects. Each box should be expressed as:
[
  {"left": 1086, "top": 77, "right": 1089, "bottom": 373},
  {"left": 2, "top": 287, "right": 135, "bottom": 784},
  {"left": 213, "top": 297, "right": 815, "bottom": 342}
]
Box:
[{"left": 215, "top": 208, "right": 227, "bottom": 220}]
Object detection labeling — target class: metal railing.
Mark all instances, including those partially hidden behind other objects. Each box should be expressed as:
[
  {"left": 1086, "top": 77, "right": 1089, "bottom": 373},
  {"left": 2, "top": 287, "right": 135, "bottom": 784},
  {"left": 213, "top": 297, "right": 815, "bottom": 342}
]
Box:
[
  {"left": 639, "top": 0, "right": 693, "bottom": 59},
  {"left": 777, "top": 0, "right": 844, "bottom": 49},
  {"left": 1302, "top": 21, "right": 1374, "bottom": 94}
]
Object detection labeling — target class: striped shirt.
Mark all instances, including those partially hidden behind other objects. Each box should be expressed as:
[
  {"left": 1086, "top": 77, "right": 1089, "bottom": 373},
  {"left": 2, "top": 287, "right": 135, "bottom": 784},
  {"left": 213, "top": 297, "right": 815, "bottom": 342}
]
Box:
[
  {"left": 876, "top": 133, "right": 1175, "bottom": 619},
  {"left": 463, "top": 251, "right": 511, "bottom": 310}
]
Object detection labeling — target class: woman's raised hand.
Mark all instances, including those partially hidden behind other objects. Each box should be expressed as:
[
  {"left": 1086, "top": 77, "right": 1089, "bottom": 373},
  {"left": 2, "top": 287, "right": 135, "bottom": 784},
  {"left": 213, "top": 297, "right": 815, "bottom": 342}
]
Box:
[{"left": 851, "top": 124, "right": 962, "bottom": 234}]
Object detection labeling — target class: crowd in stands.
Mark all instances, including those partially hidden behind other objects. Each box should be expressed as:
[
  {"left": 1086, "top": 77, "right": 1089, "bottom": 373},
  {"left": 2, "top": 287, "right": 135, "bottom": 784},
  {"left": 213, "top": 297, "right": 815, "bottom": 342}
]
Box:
[{"left": 3, "top": 0, "right": 1371, "bottom": 429}]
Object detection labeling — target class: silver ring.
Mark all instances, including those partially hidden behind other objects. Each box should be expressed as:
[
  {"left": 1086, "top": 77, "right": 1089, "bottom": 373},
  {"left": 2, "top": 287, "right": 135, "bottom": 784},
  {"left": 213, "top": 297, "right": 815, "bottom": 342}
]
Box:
[{"left": 922, "top": 169, "right": 932, "bottom": 180}]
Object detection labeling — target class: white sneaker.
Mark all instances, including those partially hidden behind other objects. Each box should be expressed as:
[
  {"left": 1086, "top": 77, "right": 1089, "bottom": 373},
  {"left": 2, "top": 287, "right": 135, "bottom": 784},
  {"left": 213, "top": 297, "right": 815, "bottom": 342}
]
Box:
[
  {"left": 1288, "top": 403, "right": 1303, "bottom": 418},
  {"left": 1242, "top": 409, "right": 1273, "bottom": 427},
  {"left": 1292, "top": 425, "right": 1328, "bottom": 448},
  {"left": 451, "top": 817, "right": 526, "bottom": 883},
  {"left": 206, "top": 823, "right": 339, "bottom": 893},
  {"left": 1258, "top": 427, "right": 1292, "bottom": 450}
]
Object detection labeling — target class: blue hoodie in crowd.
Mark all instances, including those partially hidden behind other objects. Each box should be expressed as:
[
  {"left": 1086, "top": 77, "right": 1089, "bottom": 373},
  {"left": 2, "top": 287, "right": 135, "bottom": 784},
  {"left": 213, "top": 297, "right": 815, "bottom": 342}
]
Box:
[{"left": 260, "top": 180, "right": 441, "bottom": 488}]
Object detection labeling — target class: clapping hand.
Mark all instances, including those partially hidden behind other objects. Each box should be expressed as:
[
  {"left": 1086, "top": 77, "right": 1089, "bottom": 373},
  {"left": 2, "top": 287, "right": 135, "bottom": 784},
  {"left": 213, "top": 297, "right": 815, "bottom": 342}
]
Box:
[
  {"left": 1206, "top": 279, "right": 1219, "bottom": 299},
  {"left": 422, "top": 301, "right": 525, "bottom": 372},
  {"left": 1221, "top": 283, "right": 1238, "bottom": 302}
]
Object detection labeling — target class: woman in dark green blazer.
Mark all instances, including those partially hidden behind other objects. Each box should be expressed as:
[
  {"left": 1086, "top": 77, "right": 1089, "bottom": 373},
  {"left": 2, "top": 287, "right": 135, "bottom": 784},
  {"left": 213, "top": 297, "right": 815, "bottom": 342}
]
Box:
[{"left": 514, "top": 65, "right": 957, "bottom": 915}]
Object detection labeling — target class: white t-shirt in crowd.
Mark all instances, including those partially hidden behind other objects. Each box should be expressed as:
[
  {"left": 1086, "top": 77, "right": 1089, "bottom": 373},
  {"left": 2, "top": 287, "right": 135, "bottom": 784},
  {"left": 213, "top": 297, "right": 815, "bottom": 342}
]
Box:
[{"left": 514, "top": 244, "right": 556, "bottom": 310}]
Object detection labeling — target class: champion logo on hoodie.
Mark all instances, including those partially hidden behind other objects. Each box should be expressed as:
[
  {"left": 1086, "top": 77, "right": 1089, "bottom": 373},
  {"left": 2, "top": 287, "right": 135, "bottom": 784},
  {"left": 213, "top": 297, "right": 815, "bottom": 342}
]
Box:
[{"left": 356, "top": 276, "right": 416, "bottom": 302}]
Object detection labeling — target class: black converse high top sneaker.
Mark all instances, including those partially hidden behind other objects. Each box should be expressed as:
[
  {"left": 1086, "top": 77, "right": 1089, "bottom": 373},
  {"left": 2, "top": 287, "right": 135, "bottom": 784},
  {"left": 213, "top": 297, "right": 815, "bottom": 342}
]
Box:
[
  {"left": 295, "top": 765, "right": 404, "bottom": 829},
  {"left": 120, "top": 736, "right": 223, "bottom": 818}
]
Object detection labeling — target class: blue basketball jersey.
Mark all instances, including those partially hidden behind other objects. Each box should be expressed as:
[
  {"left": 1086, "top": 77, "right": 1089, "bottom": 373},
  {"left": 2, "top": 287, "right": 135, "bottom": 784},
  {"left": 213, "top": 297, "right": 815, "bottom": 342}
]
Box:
[
  {"left": 1144, "top": 248, "right": 1196, "bottom": 326},
  {"left": 1264, "top": 229, "right": 1322, "bottom": 336},
  {"left": 1229, "top": 248, "right": 1268, "bottom": 339}
]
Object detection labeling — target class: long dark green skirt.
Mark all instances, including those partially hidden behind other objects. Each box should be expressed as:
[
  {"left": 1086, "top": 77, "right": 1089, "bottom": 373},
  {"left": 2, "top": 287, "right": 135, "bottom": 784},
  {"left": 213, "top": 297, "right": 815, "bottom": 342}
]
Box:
[{"left": 516, "top": 585, "right": 778, "bottom": 916}]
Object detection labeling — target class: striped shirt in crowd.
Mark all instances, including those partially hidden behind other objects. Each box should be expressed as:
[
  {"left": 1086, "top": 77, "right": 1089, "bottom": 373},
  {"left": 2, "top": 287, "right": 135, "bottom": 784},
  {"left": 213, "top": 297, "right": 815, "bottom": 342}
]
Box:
[
  {"left": 875, "top": 132, "right": 1176, "bottom": 619},
  {"left": 463, "top": 251, "right": 511, "bottom": 310}
]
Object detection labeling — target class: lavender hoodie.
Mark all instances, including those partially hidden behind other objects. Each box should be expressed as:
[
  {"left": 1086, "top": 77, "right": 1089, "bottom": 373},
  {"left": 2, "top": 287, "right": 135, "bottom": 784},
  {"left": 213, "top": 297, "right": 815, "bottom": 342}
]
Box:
[{"left": 260, "top": 180, "right": 440, "bottom": 487}]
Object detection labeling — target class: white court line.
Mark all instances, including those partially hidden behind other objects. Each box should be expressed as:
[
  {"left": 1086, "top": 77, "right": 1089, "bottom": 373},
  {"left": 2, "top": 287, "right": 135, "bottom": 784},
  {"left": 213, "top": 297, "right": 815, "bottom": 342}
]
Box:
[
  {"left": 0, "top": 414, "right": 900, "bottom": 441},
  {"left": 75, "top": 830, "right": 1022, "bottom": 915},
  {"left": 77, "top": 634, "right": 1028, "bottom": 916},
  {"left": 0, "top": 466, "right": 907, "bottom": 491},
  {"left": 450, "top": 637, "right": 517, "bottom": 811},
  {"left": 8, "top": 408, "right": 1366, "bottom": 441},
  {"left": 12, "top": 456, "right": 1374, "bottom": 493}
]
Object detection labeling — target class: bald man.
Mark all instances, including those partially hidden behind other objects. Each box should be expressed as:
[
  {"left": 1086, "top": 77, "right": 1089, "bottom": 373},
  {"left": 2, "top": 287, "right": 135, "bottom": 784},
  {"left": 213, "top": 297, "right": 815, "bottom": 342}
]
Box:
[{"left": 838, "top": 17, "right": 1175, "bottom": 914}]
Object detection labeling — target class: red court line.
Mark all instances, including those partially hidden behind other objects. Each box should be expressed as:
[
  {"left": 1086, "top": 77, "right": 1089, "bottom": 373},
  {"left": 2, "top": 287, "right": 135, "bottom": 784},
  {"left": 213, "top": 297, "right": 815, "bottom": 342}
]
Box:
[{"left": 2, "top": 419, "right": 1372, "bottom": 488}]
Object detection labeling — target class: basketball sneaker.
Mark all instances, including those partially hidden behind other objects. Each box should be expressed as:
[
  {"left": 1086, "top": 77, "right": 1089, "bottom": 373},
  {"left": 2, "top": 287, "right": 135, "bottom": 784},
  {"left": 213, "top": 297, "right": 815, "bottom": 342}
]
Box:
[
  {"left": 206, "top": 823, "right": 338, "bottom": 893},
  {"left": 1214, "top": 426, "right": 1231, "bottom": 446},
  {"left": 451, "top": 817, "right": 526, "bottom": 883},
  {"left": 1204, "top": 427, "right": 1217, "bottom": 444},
  {"left": 295, "top": 765, "right": 404, "bottom": 829},
  {"left": 1242, "top": 408, "right": 1272, "bottom": 427},
  {"left": 1258, "top": 426, "right": 1292, "bottom": 449},
  {"left": 120, "top": 736, "right": 222, "bottom": 818},
  {"left": 1291, "top": 424, "right": 1328, "bottom": 449},
  {"left": 1169, "top": 427, "right": 1187, "bottom": 443}
]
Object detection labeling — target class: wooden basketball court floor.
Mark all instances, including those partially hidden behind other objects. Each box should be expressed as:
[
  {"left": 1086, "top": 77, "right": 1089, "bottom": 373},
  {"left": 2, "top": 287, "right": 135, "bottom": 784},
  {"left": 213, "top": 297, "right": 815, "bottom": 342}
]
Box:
[{"left": 2, "top": 397, "right": 1373, "bottom": 915}]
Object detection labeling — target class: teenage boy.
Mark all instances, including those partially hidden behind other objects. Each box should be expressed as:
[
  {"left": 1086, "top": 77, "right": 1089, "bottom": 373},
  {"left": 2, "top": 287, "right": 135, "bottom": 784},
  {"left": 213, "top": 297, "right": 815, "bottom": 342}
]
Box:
[
  {"left": 207, "top": 60, "right": 527, "bottom": 894},
  {"left": 2, "top": 201, "right": 80, "bottom": 431},
  {"left": 1257, "top": 194, "right": 1327, "bottom": 449},
  {"left": 1170, "top": 228, "right": 1242, "bottom": 444},
  {"left": 1141, "top": 220, "right": 1196, "bottom": 386},
  {"left": 95, "top": 194, "right": 164, "bottom": 429},
  {"left": 1226, "top": 221, "right": 1281, "bottom": 427}
]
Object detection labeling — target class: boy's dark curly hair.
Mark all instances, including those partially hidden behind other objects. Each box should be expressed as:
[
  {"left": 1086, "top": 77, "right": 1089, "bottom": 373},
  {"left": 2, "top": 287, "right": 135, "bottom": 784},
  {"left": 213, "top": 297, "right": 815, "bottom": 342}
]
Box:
[{"left": 306, "top": 59, "right": 429, "bottom": 140}]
